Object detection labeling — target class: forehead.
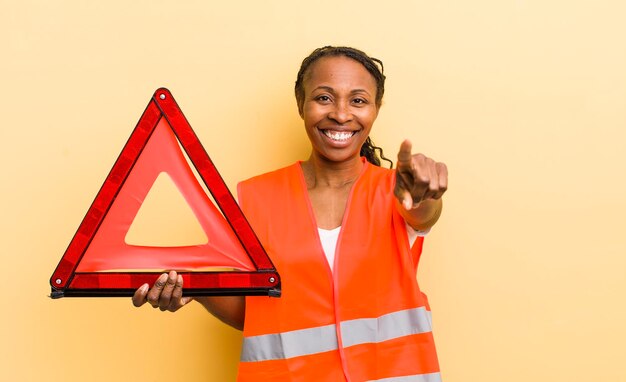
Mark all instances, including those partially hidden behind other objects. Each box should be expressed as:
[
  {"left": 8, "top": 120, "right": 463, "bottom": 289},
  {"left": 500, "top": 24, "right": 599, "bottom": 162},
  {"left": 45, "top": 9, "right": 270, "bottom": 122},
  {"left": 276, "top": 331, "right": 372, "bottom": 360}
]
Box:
[{"left": 304, "top": 56, "right": 377, "bottom": 92}]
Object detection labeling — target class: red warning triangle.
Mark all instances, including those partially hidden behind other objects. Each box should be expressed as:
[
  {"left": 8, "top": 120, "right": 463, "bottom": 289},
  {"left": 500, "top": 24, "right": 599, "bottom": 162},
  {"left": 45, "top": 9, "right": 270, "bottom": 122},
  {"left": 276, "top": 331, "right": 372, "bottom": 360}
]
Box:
[{"left": 50, "top": 88, "right": 280, "bottom": 298}]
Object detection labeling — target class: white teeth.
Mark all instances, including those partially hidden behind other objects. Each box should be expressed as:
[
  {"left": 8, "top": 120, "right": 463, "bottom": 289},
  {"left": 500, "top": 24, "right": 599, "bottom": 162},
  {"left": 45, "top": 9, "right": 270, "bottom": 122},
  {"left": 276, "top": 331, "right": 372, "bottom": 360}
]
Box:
[{"left": 323, "top": 130, "right": 354, "bottom": 141}]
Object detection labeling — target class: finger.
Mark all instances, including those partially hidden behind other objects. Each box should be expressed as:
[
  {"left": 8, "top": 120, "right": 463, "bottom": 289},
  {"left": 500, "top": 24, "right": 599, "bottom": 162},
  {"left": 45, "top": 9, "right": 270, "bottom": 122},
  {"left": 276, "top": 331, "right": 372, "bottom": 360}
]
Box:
[
  {"left": 423, "top": 159, "right": 440, "bottom": 200},
  {"left": 132, "top": 284, "right": 149, "bottom": 307},
  {"left": 395, "top": 161, "right": 421, "bottom": 209},
  {"left": 158, "top": 271, "right": 178, "bottom": 311},
  {"left": 146, "top": 273, "right": 168, "bottom": 308},
  {"left": 409, "top": 154, "right": 429, "bottom": 203},
  {"left": 432, "top": 162, "right": 448, "bottom": 200},
  {"left": 168, "top": 275, "right": 186, "bottom": 311},
  {"left": 397, "top": 140, "right": 413, "bottom": 171},
  {"left": 412, "top": 154, "right": 430, "bottom": 185},
  {"left": 394, "top": 172, "right": 412, "bottom": 210}
]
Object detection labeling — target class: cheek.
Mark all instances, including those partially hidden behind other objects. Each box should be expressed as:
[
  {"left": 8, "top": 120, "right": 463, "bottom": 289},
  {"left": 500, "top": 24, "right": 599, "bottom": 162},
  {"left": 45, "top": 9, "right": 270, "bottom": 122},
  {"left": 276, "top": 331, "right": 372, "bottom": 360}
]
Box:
[
  {"left": 358, "top": 109, "right": 378, "bottom": 129},
  {"left": 303, "top": 105, "right": 325, "bottom": 124}
]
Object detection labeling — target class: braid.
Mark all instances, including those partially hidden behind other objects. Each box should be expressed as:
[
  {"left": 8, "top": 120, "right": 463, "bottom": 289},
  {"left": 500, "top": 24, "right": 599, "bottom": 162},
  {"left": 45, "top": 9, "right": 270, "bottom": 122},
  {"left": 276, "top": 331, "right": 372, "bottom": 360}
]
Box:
[{"left": 360, "top": 137, "right": 394, "bottom": 168}]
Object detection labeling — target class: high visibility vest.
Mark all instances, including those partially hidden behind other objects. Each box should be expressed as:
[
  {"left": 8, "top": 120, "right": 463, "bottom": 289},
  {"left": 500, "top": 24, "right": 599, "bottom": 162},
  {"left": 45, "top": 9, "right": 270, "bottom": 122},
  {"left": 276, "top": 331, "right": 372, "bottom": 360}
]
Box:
[{"left": 236, "top": 160, "right": 441, "bottom": 382}]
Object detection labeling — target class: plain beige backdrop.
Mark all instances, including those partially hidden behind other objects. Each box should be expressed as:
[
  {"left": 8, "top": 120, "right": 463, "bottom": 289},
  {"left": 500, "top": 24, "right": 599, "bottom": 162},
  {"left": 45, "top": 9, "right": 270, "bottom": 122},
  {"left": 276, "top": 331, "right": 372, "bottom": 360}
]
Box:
[{"left": 2, "top": 1, "right": 625, "bottom": 381}]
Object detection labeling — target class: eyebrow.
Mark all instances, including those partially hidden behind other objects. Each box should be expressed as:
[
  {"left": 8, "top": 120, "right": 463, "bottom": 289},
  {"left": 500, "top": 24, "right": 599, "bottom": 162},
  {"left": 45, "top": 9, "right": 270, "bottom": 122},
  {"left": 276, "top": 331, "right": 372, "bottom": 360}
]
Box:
[{"left": 312, "top": 86, "right": 372, "bottom": 96}]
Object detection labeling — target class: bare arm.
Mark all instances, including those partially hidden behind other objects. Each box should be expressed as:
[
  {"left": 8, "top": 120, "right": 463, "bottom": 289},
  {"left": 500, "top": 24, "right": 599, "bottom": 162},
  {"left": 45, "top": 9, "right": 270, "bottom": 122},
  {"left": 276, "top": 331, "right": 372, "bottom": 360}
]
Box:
[
  {"left": 132, "top": 271, "right": 245, "bottom": 331},
  {"left": 195, "top": 296, "right": 245, "bottom": 330}
]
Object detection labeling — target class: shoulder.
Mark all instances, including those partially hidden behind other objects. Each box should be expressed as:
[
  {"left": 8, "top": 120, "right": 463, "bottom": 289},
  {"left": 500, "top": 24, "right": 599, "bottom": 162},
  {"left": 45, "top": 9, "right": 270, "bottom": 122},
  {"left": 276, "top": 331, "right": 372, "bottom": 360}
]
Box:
[
  {"left": 360, "top": 161, "right": 396, "bottom": 192},
  {"left": 237, "top": 162, "right": 301, "bottom": 203},
  {"left": 239, "top": 163, "right": 299, "bottom": 189},
  {"left": 366, "top": 161, "right": 394, "bottom": 178}
]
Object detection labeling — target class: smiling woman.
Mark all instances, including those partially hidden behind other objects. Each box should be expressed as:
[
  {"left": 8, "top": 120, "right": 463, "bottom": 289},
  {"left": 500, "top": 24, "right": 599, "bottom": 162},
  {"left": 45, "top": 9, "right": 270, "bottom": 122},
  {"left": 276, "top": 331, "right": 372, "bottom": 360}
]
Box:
[{"left": 133, "top": 46, "right": 448, "bottom": 382}]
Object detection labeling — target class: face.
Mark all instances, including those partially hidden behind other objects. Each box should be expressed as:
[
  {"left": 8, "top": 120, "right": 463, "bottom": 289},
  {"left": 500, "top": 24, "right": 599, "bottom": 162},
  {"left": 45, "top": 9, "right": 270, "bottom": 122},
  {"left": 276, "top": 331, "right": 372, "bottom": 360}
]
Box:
[{"left": 300, "top": 56, "right": 379, "bottom": 164}]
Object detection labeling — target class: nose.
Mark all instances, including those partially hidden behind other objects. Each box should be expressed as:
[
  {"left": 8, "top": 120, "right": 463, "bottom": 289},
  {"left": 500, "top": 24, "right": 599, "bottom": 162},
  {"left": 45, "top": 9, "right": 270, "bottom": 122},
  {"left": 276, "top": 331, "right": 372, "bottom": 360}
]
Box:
[{"left": 328, "top": 101, "right": 353, "bottom": 124}]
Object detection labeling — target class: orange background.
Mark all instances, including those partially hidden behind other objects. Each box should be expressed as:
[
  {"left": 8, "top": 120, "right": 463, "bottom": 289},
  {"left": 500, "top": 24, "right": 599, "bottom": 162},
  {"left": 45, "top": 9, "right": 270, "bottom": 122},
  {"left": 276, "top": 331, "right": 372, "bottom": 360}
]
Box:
[{"left": 2, "top": 1, "right": 625, "bottom": 381}]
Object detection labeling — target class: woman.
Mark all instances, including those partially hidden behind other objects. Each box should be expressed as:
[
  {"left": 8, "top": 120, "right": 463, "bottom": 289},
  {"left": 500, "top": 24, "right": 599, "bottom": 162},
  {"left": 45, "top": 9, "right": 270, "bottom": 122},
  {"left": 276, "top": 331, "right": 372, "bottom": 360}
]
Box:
[{"left": 133, "top": 46, "right": 447, "bottom": 381}]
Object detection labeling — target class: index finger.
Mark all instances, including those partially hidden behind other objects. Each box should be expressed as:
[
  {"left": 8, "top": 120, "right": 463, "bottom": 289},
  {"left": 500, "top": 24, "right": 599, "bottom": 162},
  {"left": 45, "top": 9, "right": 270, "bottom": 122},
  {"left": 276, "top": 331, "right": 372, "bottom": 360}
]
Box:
[{"left": 397, "top": 139, "right": 413, "bottom": 170}]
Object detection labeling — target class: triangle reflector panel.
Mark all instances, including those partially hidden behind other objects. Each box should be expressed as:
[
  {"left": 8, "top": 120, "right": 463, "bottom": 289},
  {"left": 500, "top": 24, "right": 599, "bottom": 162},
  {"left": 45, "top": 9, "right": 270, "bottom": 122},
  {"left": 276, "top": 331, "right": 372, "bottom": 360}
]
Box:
[{"left": 50, "top": 88, "right": 280, "bottom": 298}]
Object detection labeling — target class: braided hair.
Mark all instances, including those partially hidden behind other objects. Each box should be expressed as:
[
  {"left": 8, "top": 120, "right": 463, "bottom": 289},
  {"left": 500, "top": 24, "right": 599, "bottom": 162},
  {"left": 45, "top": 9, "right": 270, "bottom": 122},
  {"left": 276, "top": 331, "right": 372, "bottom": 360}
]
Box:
[{"left": 294, "top": 46, "right": 393, "bottom": 168}]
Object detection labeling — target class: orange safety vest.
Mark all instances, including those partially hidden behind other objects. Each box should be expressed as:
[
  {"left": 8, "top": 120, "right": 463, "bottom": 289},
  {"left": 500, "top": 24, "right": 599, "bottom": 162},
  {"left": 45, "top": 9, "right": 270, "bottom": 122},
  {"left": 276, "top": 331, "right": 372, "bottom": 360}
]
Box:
[{"left": 236, "top": 159, "right": 441, "bottom": 382}]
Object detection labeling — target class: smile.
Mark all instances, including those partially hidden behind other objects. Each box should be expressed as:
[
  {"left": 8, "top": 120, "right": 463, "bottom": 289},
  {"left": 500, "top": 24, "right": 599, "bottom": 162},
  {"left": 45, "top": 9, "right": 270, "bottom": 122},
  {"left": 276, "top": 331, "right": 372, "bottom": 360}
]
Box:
[{"left": 322, "top": 130, "right": 356, "bottom": 142}]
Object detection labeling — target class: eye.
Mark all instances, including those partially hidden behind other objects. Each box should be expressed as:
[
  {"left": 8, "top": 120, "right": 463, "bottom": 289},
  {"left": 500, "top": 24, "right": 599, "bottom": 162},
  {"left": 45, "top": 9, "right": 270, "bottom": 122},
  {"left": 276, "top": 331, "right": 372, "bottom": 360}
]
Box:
[
  {"left": 352, "top": 98, "right": 368, "bottom": 105},
  {"left": 315, "top": 95, "right": 331, "bottom": 103}
]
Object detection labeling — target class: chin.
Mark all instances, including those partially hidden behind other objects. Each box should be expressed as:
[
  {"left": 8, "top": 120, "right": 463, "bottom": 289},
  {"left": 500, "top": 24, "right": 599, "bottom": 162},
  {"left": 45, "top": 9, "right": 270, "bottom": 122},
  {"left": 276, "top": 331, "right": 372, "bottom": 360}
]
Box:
[{"left": 315, "top": 149, "right": 362, "bottom": 164}]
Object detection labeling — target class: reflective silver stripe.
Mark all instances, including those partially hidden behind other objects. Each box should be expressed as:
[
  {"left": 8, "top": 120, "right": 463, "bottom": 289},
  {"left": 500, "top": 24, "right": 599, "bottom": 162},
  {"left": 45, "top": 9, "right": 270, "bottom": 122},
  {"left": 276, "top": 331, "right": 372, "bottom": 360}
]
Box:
[
  {"left": 340, "top": 307, "right": 433, "bottom": 348},
  {"left": 240, "top": 324, "right": 338, "bottom": 362},
  {"left": 368, "top": 372, "right": 442, "bottom": 382},
  {"left": 241, "top": 307, "right": 432, "bottom": 362}
]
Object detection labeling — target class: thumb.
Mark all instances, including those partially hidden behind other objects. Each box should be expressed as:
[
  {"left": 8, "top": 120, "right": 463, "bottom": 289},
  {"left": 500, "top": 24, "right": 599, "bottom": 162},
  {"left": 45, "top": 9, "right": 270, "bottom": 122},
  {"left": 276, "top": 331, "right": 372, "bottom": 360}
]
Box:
[
  {"left": 181, "top": 296, "right": 194, "bottom": 306},
  {"left": 394, "top": 176, "right": 414, "bottom": 211},
  {"left": 402, "top": 190, "right": 413, "bottom": 210}
]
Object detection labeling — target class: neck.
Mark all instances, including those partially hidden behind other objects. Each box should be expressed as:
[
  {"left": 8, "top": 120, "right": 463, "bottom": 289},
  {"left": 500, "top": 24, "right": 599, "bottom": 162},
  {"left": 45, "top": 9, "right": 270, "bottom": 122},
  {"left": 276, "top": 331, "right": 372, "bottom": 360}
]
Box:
[{"left": 302, "top": 154, "right": 364, "bottom": 189}]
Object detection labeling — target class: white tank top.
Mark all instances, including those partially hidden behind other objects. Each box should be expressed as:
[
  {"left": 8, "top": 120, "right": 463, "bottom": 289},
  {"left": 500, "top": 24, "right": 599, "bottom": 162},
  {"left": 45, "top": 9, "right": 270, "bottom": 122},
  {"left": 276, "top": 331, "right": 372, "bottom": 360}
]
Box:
[{"left": 318, "top": 223, "right": 427, "bottom": 272}]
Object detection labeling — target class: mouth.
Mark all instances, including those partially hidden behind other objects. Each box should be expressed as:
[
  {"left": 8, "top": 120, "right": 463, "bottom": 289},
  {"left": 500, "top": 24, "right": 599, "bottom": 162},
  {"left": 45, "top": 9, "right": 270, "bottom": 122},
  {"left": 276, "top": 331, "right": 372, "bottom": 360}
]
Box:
[{"left": 321, "top": 129, "right": 358, "bottom": 142}]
